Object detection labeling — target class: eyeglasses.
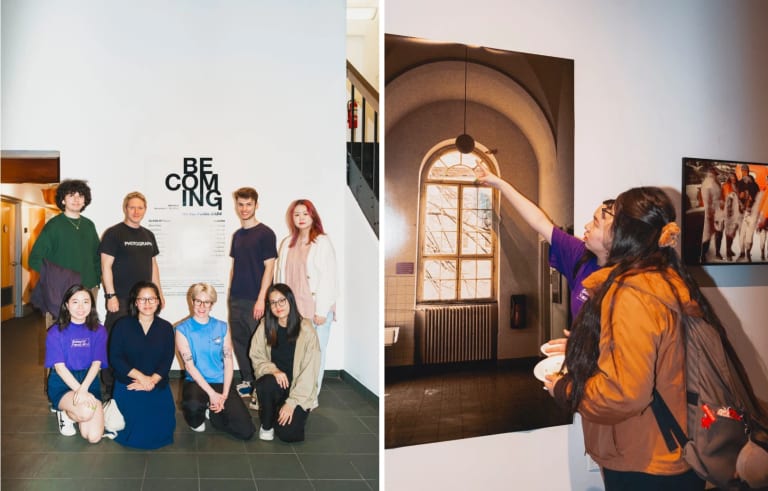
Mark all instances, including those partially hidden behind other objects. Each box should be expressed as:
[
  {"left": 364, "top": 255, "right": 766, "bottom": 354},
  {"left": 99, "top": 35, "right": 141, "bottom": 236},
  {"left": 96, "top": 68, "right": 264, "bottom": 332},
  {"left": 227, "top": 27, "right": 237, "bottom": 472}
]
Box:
[
  {"left": 269, "top": 297, "right": 288, "bottom": 308},
  {"left": 601, "top": 207, "right": 614, "bottom": 219},
  {"left": 193, "top": 299, "right": 213, "bottom": 307},
  {"left": 137, "top": 296, "right": 159, "bottom": 305}
]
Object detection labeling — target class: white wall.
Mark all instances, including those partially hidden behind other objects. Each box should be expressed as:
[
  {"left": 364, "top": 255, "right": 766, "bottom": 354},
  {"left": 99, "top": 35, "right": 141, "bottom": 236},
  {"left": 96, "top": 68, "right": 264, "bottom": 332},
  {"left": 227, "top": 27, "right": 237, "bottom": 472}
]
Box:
[
  {"left": 385, "top": 0, "right": 768, "bottom": 489},
  {"left": 2, "top": 0, "right": 379, "bottom": 394},
  {"left": 346, "top": 3, "right": 380, "bottom": 90},
  {"left": 343, "top": 188, "right": 380, "bottom": 394}
]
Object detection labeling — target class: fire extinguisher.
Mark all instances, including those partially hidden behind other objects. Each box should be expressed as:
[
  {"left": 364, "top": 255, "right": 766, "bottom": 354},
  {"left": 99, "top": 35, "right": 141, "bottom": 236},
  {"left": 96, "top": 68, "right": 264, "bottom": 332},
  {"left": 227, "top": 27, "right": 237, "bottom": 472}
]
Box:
[{"left": 347, "top": 99, "right": 358, "bottom": 129}]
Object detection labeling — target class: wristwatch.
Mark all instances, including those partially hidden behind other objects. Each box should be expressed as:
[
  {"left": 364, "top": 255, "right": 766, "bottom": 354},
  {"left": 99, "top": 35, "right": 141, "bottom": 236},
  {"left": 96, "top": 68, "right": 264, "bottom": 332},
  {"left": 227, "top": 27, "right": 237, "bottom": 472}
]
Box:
[{"left": 105, "top": 293, "right": 116, "bottom": 299}]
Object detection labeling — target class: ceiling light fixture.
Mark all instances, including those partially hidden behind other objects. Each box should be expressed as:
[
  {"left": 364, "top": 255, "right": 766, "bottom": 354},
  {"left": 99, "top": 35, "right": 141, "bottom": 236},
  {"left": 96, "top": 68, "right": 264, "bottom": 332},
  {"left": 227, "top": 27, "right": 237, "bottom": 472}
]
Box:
[{"left": 455, "top": 46, "right": 475, "bottom": 154}]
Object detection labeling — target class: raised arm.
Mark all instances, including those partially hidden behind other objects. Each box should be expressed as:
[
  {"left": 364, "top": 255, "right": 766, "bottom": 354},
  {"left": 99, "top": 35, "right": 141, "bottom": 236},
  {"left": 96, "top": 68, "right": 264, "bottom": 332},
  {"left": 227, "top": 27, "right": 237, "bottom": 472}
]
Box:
[{"left": 474, "top": 164, "right": 555, "bottom": 243}]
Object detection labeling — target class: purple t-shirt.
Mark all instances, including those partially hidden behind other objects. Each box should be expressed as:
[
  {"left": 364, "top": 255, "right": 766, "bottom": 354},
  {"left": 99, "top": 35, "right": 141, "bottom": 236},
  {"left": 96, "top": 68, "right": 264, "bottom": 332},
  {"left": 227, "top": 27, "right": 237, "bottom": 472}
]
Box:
[
  {"left": 44, "top": 322, "right": 108, "bottom": 370},
  {"left": 549, "top": 227, "right": 601, "bottom": 321}
]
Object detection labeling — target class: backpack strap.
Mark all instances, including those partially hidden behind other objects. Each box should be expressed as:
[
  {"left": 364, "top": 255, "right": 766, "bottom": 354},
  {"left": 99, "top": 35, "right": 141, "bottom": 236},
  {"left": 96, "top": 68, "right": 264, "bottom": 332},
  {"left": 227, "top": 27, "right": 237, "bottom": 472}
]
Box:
[
  {"left": 651, "top": 388, "right": 689, "bottom": 452},
  {"left": 687, "top": 390, "right": 698, "bottom": 406}
]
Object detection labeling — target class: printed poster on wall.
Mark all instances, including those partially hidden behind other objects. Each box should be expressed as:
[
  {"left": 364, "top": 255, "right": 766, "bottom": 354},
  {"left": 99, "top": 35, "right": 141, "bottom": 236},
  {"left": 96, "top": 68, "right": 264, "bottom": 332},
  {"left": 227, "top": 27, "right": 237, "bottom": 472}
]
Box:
[{"left": 146, "top": 157, "right": 228, "bottom": 307}]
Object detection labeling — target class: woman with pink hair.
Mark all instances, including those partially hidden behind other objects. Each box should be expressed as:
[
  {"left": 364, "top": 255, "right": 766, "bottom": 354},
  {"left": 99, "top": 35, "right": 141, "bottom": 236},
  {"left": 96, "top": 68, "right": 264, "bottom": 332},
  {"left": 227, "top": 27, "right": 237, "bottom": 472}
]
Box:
[{"left": 273, "top": 199, "right": 337, "bottom": 409}]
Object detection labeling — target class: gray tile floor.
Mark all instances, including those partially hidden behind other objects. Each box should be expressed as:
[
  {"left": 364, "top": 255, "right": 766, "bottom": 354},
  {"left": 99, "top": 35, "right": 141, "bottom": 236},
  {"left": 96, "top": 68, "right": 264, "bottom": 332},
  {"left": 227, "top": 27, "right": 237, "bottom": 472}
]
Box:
[{"left": 1, "top": 314, "right": 379, "bottom": 490}]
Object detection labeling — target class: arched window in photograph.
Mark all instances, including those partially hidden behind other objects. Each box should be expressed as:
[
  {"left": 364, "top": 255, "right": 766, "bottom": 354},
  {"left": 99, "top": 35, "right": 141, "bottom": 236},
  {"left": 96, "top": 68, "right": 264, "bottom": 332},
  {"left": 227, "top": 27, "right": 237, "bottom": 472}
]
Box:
[{"left": 418, "top": 146, "right": 497, "bottom": 302}]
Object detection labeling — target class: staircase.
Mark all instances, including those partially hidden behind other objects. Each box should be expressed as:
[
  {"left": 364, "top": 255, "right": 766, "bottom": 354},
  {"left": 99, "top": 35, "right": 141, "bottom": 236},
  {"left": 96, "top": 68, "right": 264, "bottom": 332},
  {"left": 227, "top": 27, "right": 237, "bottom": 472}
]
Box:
[{"left": 347, "top": 61, "right": 379, "bottom": 236}]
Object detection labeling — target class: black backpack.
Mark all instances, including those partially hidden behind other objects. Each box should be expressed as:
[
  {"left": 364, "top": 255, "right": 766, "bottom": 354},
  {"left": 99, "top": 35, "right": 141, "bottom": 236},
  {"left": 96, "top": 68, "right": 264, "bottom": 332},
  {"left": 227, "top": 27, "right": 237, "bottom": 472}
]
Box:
[{"left": 649, "top": 309, "right": 768, "bottom": 490}]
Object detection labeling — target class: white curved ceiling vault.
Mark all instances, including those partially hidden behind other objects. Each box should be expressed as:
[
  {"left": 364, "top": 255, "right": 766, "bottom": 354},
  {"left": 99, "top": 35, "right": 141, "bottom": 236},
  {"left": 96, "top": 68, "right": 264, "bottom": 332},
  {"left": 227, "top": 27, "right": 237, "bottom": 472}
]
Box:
[{"left": 386, "top": 60, "right": 559, "bottom": 206}]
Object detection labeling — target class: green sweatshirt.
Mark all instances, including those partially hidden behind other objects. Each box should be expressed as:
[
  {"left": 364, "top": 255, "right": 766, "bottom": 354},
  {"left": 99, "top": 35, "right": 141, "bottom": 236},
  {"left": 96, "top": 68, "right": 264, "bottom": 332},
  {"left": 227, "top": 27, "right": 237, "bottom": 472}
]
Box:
[{"left": 29, "top": 213, "right": 101, "bottom": 288}]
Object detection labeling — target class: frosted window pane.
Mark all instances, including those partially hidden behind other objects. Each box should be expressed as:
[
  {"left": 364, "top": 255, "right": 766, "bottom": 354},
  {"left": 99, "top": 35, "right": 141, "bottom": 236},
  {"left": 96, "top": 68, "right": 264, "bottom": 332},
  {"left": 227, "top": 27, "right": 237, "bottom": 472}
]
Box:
[
  {"left": 478, "top": 188, "right": 493, "bottom": 209},
  {"left": 423, "top": 281, "right": 439, "bottom": 300},
  {"left": 443, "top": 208, "right": 458, "bottom": 231},
  {"left": 424, "top": 260, "right": 440, "bottom": 278},
  {"left": 479, "top": 210, "right": 492, "bottom": 231},
  {"left": 460, "top": 232, "right": 473, "bottom": 255},
  {"left": 462, "top": 210, "right": 478, "bottom": 229},
  {"left": 477, "top": 280, "right": 491, "bottom": 298},
  {"left": 477, "top": 232, "right": 491, "bottom": 254},
  {"left": 477, "top": 260, "right": 492, "bottom": 278},
  {"left": 441, "top": 280, "right": 456, "bottom": 300},
  {"left": 463, "top": 187, "right": 477, "bottom": 208},
  {"left": 440, "top": 260, "right": 456, "bottom": 279},
  {"left": 460, "top": 260, "right": 476, "bottom": 279},
  {"left": 460, "top": 280, "right": 475, "bottom": 299},
  {"left": 423, "top": 232, "right": 440, "bottom": 254}
]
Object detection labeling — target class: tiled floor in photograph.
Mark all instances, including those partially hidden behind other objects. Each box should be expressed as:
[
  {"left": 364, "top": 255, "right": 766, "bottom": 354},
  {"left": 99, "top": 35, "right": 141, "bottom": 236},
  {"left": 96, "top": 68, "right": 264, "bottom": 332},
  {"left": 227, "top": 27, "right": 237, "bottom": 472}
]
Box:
[
  {"left": 385, "top": 362, "right": 572, "bottom": 448},
  {"left": 1, "top": 313, "right": 379, "bottom": 490}
]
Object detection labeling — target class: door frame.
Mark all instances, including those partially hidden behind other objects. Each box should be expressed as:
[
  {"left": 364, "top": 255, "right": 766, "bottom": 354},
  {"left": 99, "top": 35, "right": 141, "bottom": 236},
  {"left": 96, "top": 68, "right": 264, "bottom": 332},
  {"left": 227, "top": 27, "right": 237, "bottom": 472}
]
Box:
[{"left": 1, "top": 196, "right": 24, "bottom": 319}]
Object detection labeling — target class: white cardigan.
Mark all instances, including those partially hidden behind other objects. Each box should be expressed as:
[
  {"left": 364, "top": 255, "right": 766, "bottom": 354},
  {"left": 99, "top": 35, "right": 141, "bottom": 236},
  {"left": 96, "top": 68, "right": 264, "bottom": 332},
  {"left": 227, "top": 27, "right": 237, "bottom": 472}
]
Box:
[{"left": 275, "top": 234, "right": 338, "bottom": 317}]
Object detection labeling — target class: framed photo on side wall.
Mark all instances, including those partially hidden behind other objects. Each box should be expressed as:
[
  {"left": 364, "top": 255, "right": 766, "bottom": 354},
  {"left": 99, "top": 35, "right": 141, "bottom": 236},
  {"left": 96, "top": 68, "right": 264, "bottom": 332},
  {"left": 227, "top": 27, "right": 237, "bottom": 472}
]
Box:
[{"left": 682, "top": 157, "right": 768, "bottom": 265}]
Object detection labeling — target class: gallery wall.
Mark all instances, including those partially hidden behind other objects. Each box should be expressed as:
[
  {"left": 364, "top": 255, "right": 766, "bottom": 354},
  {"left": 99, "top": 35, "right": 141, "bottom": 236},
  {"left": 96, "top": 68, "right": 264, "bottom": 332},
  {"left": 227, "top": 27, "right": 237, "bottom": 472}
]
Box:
[
  {"left": 2, "top": 0, "right": 379, "bottom": 395},
  {"left": 385, "top": 0, "right": 768, "bottom": 489}
]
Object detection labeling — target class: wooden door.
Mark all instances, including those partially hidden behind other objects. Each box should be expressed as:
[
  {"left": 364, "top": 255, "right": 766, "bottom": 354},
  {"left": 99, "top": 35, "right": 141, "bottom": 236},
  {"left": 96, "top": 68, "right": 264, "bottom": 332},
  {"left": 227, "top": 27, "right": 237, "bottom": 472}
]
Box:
[{"left": 1, "top": 199, "right": 18, "bottom": 320}]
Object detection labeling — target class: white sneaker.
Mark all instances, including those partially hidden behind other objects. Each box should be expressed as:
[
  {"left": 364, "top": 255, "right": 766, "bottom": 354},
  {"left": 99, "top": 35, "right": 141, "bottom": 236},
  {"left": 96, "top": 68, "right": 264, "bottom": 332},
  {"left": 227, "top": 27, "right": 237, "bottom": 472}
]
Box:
[
  {"left": 205, "top": 408, "right": 210, "bottom": 420},
  {"left": 56, "top": 410, "right": 76, "bottom": 436},
  {"left": 190, "top": 421, "right": 206, "bottom": 432},
  {"left": 236, "top": 381, "right": 252, "bottom": 397},
  {"left": 258, "top": 426, "right": 274, "bottom": 441}
]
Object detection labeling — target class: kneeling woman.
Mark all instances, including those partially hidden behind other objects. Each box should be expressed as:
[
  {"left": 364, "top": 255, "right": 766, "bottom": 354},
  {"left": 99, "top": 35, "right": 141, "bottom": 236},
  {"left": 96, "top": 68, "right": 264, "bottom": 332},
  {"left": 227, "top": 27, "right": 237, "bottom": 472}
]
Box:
[
  {"left": 175, "top": 283, "right": 255, "bottom": 440},
  {"left": 45, "top": 285, "right": 107, "bottom": 442},
  {"left": 249, "top": 283, "right": 320, "bottom": 442},
  {"left": 109, "top": 281, "right": 176, "bottom": 449}
]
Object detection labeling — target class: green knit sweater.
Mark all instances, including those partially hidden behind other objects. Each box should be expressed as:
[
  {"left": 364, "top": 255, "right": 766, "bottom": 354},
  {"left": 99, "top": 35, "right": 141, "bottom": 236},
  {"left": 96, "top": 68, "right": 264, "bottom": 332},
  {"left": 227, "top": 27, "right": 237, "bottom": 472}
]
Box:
[{"left": 29, "top": 213, "right": 101, "bottom": 288}]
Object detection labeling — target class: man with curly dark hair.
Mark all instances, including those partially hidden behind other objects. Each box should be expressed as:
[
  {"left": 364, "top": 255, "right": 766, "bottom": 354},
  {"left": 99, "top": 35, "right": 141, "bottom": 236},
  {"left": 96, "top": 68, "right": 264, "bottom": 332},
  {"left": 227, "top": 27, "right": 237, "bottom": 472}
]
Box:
[{"left": 30, "top": 179, "right": 101, "bottom": 328}]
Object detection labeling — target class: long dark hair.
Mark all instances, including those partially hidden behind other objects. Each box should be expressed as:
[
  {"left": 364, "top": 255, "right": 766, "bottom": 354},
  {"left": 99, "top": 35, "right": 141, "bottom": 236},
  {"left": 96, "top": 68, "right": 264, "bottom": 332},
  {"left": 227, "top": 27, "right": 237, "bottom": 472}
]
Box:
[
  {"left": 56, "top": 284, "right": 100, "bottom": 331},
  {"left": 559, "top": 187, "right": 725, "bottom": 412},
  {"left": 264, "top": 283, "right": 301, "bottom": 347},
  {"left": 571, "top": 198, "right": 616, "bottom": 279},
  {"left": 127, "top": 281, "right": 162, "bottom": 317}
]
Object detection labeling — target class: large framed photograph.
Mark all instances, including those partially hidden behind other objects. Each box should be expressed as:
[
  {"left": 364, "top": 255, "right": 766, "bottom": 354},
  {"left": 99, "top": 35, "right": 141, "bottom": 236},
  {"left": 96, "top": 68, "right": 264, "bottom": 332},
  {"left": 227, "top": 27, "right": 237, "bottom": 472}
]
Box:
[{"left": 682, "top": 157, "right": 768, "bottom": 265}]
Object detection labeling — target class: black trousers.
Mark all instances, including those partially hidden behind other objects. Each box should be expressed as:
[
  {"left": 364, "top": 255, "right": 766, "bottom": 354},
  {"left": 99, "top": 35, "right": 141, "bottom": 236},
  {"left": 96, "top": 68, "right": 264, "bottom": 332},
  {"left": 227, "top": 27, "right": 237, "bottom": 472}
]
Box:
[
  {"left": 602, "top": 468, "right": 705, "bottom": 491},
  {"left": 181, "top": 380, "right": 255, "bottom": 440},
  {"left": 228, "top": 298, "right": 258, "bottom": 383},
  {"left": 255, "top": 374, "right": 309, "bottom": 442}
]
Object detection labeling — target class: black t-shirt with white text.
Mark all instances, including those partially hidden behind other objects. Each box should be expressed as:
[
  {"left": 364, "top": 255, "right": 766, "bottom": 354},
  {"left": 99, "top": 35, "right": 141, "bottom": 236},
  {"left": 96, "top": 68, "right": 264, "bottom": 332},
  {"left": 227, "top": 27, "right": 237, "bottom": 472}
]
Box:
[{"left": 98, "top": 222, "right": 159, "bottom": 298}]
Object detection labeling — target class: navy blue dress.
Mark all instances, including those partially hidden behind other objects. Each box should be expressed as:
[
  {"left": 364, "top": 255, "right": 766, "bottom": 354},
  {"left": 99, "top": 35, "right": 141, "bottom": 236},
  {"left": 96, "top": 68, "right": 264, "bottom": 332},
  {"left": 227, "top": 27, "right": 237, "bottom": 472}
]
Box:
[{"left": 109, "top": 315, "right": 176, "bottom": 449}]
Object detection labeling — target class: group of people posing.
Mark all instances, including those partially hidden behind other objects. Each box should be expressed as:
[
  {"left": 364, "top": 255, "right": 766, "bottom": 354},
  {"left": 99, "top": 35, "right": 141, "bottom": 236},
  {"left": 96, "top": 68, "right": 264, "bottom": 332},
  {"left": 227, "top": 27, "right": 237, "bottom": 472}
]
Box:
[
  {"left": 474, "top": 165, "right": 760, "bottom": 490},
  {"left": 699, "top": 163, "right": 768, "bottom": 262},
  {"left": 32, "top": 181, "right": 336, "bottom": 447}
]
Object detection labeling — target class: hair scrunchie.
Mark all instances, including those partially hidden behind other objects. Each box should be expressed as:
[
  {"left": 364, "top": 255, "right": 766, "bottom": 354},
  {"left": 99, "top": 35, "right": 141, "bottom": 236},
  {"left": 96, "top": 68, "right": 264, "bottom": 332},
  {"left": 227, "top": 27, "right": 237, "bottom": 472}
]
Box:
[{"left": 658, "top": 222, "right": 680, "bottom": 248}]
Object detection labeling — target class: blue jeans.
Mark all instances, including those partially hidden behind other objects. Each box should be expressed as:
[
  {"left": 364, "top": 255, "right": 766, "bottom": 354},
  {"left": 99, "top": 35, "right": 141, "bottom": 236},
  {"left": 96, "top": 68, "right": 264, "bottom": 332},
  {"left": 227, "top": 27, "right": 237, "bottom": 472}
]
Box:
[{"left": 314, "top": 310, "right": 333, "bottom": 393}]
